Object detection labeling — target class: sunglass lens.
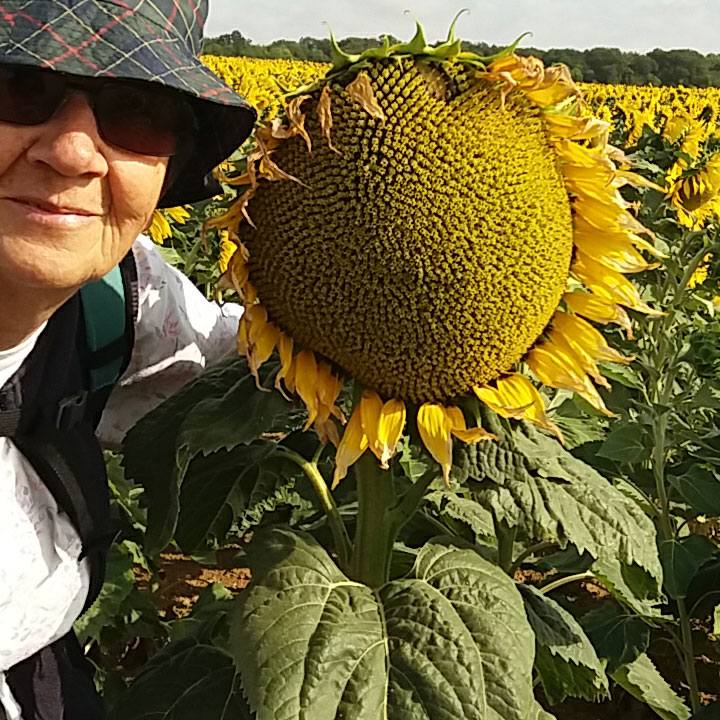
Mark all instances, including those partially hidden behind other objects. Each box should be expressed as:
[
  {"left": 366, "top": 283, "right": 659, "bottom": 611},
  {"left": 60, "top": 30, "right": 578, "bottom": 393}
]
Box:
[
  {"left": 97, "top": 84, "right": 191, "bottom": 156},
  {"left": 0, "top": 67, "right": 65, "bottom": 125}
]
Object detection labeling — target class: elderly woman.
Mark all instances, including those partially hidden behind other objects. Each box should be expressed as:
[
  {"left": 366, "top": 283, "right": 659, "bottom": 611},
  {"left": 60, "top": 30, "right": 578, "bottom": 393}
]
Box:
[{"left": 0, "top": 1, "right": 256, "bottom": 718}]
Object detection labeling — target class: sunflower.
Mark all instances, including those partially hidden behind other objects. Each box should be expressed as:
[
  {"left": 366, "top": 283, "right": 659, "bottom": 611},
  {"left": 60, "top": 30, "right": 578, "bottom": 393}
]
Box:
[
  {"left": 668, "top": 153, "right": 720, "bottom": 229},
  {"left": 146, "top": 205, "right": 191, "bottom": 244},
  {"left": 209, "top": 21, "right": 662, "bottom": 485}
]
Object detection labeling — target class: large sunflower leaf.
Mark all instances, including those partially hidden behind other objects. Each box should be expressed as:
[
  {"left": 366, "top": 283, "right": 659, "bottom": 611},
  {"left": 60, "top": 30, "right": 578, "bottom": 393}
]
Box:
[
  {"left": 518, "top": 585, "right": 609, "bottom": 704},
  {"left": 592, "top": 556, "right": 665, "bottom": 618},
  {"left": 581, "top": 603, "right": 649, "bottom": 673},
  {"left": 123, "top": 357, "right": 303, "bottom": 554},
  {"left": 174, "top": 445, "right": 313, "bottom": 554},
  {"left": 424, "top": 490, "right": 495, "bottom": 540},
  {"left": 461, "top": 424, "right": 662, "bottom": 593},
  {"left": 610, "top": 654, "right": 691, "bottom": 720},
  {"left": 108, "top": 637, "right": 253, "bottom": 720},
  {"left": 232, "top": 528, "right": 538, "bottom": 720}
]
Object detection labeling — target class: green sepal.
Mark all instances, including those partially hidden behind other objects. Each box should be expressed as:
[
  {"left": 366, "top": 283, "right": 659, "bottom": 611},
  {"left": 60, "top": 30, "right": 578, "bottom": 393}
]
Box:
[
  {"left": 476, "top": 31, "right": 533, "bottom": 64},
  {"left": 389, "top": 17, "right": 430, "bottom": 56},
  {"left": 427, "top": 9, "right": 468, "bottom": 60},
  {"left": 327, "top": 24, "right": 362, "bottom": 73}
]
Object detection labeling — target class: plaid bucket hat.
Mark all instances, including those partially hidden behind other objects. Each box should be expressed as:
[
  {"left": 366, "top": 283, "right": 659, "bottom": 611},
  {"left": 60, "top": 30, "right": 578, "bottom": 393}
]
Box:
[{"left": 0, "top": 0, "right": 257, "bottom": 207}]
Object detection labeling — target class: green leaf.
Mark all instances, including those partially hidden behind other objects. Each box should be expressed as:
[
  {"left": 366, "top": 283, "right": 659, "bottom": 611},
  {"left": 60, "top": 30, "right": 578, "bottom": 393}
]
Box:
[
  {"left": 123, "top": 357, "right": 302, "bottom": 554},
  {"left": 610, "top": 654, "right": 691, "bottom": 720},
  {"left": 660, "top": 536, "right": 717, "bottom": 599},
  {"left": 424, "top": 490, "right": 495, "bottom": 540},
  {"left": 581, "top": 603, "right": 649, "bottom": 672},
  {"left": 74, "top": 541, "right": 136, "bottom": 645},
  {"left": 597, "top": 424, "right": 652, "bottom": 463},
  {"left": 233, "top": 528, "right": 539, "bottom": 720},
  {"left": 465, "top": 424, "right": 663, "bottom": 598},
  {"left": 592, "top": 556, "right": 665, "bottom": 617},
  {"left": 668, "top": 467, "right": 720, "bottom": 515},
  {"left": 108, "top": 637, "right": 253, "bottom": 720},
  {"left": 174, "top": 445, "right": 313, "bottom": 553},
  {"left": 518, "top": 585, "right": 609, "bottom": 703}
]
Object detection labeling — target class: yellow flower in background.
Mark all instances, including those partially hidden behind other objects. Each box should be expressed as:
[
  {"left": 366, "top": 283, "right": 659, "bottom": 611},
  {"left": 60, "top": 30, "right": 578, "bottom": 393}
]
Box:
[
  {"left": 208, "top": 29, "right": 662, "bottom": 484},
  {"left": 668, "top": 154, "right": 720, "bottom": 229},
  {"left": 146, "top": 206, "right": 191, "bottom": 244},
  {"left": 218, "top": 230, "right": 238, "bottom": 273}
]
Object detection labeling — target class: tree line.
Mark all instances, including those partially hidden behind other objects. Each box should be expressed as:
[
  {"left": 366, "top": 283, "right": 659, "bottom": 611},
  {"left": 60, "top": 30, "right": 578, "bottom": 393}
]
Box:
[{"left": 202, "top": 31, "right": 720, "bottom": 87}]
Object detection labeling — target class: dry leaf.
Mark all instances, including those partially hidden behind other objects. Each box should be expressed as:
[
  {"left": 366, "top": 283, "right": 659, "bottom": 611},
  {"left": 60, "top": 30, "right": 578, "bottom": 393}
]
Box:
[
  {"left": 317, "top": 85, "right": 341, "bottom": 154},
  {"left": 346, "top": 73, "right": 386, "bottom": 124}
]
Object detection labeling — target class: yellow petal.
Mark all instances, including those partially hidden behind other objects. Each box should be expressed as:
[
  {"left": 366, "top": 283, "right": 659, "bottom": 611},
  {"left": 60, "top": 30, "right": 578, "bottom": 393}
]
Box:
[
  {"left": 417, "top": 403, "right": 455, "bottom": 487},
  {"left": 294, "top": 349, "right": 320, "bottom": 429},
  {"left": 274, "top": 333, "right": 294, "bottom": 397},
  {"left": 563, "top": 291, "right": 634, "bottom": 339},
  {"left": 475, "top": 374, "right": 563, "bottom": 441},
  {"left": 359, "top": 389, "right": 384, "bottom": 454},
  {"left": 445, "top": 406, "right": 498, "bottom": 444},
  {"left": 527, "top": 343, "right": 615, "bottom": 417},
  {"left": 332, "top": 405, "right": 368, "bottom": 489},
  {"left": 573, "top": 252, "right": 664, "bottom": 316},
  {"left": 552, "top": 311, "right": 633, "bottom": 365},
  {"left": 316, "top": 362, "right": 345, "bottom": 425},
  {"left": 252, "top": 321, "right": 280, "bottom": 368},
  {"left": 359, "top": 391, "right": 405, "bottom": 469},
  {"left": 544, "top": 113, "right": 610, "bottom": 143},
  {"left": 573, "top": 223, "right": 660, "bottom": 274},
  {"left": 375, "top": 398, "right": 406, "bottom": 468},
  {"left": 237, "top": 314, "right": 250, "bottom": 355}
]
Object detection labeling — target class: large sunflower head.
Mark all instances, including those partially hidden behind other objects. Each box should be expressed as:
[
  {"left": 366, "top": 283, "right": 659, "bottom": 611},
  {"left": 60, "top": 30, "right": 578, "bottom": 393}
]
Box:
[{"left": 209, "top": 21, "right": 663, "bottom": 483}]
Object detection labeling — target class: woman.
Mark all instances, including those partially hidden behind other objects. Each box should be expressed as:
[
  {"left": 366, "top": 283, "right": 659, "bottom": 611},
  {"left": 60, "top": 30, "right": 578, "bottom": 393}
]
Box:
[{"left": 0, "top": 1, "right": 256, "bottom": 717}]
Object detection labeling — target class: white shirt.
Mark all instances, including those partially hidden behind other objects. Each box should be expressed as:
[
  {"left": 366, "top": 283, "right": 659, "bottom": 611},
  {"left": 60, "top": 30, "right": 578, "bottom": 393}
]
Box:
[{"left": 0, "top": 235, "right": 242, "bottom": 718}]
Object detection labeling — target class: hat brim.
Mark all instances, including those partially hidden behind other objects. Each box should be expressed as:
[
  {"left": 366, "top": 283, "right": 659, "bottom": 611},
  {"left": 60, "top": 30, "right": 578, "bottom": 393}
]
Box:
[{"left": 0, "top": 0, "right": 257, "bottom": 206}]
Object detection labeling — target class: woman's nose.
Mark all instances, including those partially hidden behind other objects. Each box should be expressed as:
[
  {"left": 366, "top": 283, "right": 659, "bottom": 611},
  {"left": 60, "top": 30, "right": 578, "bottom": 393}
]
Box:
[{"left": 25, "top": 90, "right": 109, "bottom": 178}]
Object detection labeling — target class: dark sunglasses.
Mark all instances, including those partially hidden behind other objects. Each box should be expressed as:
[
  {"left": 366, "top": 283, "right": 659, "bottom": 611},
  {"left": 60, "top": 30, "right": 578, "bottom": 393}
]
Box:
[{"left": 0, "top": 65, "right": 197, "bottom": 157}]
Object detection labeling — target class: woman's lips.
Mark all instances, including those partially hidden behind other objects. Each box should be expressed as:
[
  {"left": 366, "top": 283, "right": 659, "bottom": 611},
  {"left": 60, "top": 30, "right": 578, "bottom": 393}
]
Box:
[{"left": 3, "top": 198, "right": 99, "bottom": 227}]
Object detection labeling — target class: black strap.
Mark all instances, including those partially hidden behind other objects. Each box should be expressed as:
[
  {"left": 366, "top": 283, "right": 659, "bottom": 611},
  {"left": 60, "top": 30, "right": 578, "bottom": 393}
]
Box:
[{"left": 0, "top": 409, "right": 21, "bottom": 436}]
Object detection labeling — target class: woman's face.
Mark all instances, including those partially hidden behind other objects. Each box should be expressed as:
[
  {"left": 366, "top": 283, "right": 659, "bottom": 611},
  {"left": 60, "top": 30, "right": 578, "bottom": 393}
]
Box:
[{"left": 0, "top": 86, "right": 169, "bottom": 292}]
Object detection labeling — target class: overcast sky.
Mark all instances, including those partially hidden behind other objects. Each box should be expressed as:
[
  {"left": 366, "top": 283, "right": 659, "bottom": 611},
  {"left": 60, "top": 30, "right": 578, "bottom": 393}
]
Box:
[{"left": 205, "top": 0, "right": 717, "bottom": 54}]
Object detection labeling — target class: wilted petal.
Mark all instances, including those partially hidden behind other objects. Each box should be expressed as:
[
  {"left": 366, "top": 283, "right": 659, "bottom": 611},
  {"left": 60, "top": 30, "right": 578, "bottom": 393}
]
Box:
[
  {"left": 332, "top": 405, "right": 368, "bottom": 488},
  {"left": 417, "top": 403, "right": 455, "bottom": 487},
  {"left": 294, "top": 349, "right": 320, "bottom": 429}
]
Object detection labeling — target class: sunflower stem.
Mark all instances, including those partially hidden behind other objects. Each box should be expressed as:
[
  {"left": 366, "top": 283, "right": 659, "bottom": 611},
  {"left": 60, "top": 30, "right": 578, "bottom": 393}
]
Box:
[
  {"left": 278, "top": 447, "right": 352, "bottom": 571},
  {"left": 350, "top": 453, "right": 399, "bottom": 588},
  {"left": 494, "top": 516, "right": 517, "bottom": 575},
  {"left": 509, "top": 540, "right": 559, "bottom": 577}
]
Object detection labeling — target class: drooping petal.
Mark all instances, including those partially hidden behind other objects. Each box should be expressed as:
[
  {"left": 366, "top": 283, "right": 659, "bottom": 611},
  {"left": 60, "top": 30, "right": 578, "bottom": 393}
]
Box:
[
  {"left": 562, "top": 291, "right": 634, "bottom": 339},
  {"left": 358, "top": 391, "right": 406, "bottom": 468},
  {"left": 375, "top": 398, "right": 407, "bottom": 468},
  {"left": 475, "top": 374, "right": 563, "bottom": 441},
  {"left": 573, "top": 252, "right": 664, "bottom": 316},
  {"left": 417, "top": 403, "right": 455, "bottom": 487},
  {"left": 551, "top": 311, "right": 633, "bottom": 365},
  {"left": 332, "top": 405, "right": 369, "bottom": 489},
  {"left": 526, "top": 343, "right": 615, "bottom": 417},
  {"left": 294, "top": 349, "right": 320, "bottom": 429},
  {"left": 316, "top": 362, "right": 345, "bottom": 425},
  {"left": 315, "top": 416, "right": 340, "bottom": 448},
  {"left": 445, "top": 405, "right": 497, "bottom": 444},
  {"left": 274, "top": 333, "right": 294, "bottom": 397},
  {"left": 359, "top": 389, "right": 384, "bottom": 453}
]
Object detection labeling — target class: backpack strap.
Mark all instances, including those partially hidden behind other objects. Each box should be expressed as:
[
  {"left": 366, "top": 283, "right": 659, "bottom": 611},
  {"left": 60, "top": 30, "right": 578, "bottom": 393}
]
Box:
[{"left": 79, "top": 250, "right": 138, "bottom": 394}]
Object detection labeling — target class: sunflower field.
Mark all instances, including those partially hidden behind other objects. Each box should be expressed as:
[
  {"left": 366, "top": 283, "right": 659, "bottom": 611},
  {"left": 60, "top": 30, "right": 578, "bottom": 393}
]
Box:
[{"left": 88, "top": 22, "right": 720, "bottom": 720}]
